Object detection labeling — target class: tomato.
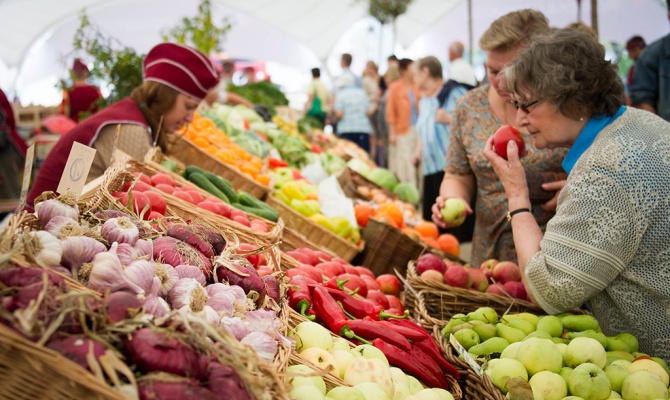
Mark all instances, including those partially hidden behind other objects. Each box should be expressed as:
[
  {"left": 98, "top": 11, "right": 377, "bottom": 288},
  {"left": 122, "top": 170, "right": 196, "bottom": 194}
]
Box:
[
  {"left": 197, "top": 200, "right": 222, "bottom": 216},
  {"left": 133, "top": 172, "right": 152, "bottom": 186},
  {"left": 249, "top": 219, "right": 268, "bottom": 233},
  {"left": 148, "top": 211, "right": 164, "bottom": 220},
  {"left": 172, "top": 191, "right": 195, "bottom": 204},
  {"left": 154, "top": 184, "right": 175, "bottom": 195},
  {"left": 144, "top": 191, "right": 167, "bottom": 215},
  {"left": 180, "top": 185, "right": 198, "bottom": 192},
  {"left": 150, "top": 173, "right": 176, "bottom": 187},
  {"left": 120, "top": 190, "right": 152, "bottom": 220},
  {"left": 232, "top": 215, "right": 250, "bottom": 227},
  {"left": 186, "top": 191, "right": 204, "bottom": 204}
]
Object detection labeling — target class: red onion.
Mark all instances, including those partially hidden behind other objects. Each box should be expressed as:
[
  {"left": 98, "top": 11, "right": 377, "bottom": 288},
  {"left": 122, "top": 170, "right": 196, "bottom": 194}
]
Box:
[
  {"left": 0, "top": 267, "right": 64, "bottom": 288},
  {"left": 46, "top": 337, "right": 106, "bottom": 371},
  {"left": 262, "top": 275, "right": 280, "bottom": 306},
  {"left": 215, "top": 261, "right": 265, "bottom": 307},
  {"left": 138, "top": 378, "right": 218, "bottom": 400},
  {"left": 106, "top": 291, "right": 142, "bottom": 323},
  {"left": 153, "top": 237, "right": 212, "bottom": 279},
  {"left": 206, "top": 362, "right": 251, "bottom": 399},
  {"left": 125, "top": 328, "right": 210, "bottom": 379}
]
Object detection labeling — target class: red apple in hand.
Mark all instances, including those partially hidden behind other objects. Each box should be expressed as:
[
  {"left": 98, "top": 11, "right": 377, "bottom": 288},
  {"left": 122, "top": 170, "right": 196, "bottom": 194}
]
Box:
[
  {"left": 492, "top": 125, "right": 526, "bottom": 160},
  {"left": 376, "top": 274, "right": 402, "bottom": 296}
]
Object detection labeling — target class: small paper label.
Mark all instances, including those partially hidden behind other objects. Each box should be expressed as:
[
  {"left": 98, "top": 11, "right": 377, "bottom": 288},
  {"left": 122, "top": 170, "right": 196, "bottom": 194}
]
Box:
[
  {"left": 17, "top": 144, "right": 35, "bottom": 212},
  {"left": 450, "top": 333, "right": 483, "bottom": 376},
  {"left": 57, "top": 142, "right": 97, "bottom": 200}
]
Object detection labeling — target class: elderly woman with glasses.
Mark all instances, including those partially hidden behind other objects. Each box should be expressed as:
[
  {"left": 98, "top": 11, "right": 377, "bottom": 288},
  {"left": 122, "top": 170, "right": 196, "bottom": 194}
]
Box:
[{"left": 485, "top": 27, "right": 670, "bottom": 362}]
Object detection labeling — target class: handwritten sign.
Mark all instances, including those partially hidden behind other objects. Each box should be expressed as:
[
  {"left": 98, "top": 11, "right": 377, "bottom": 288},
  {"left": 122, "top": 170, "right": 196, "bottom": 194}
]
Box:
[
  {"left": 16, "top": 144, "right": 35, "bottom": 212},
  {"left": 450, "top": 333, "right": 483, "bottom": 376},
  {"left": 57, "top": 142, "right": 97, "bottom": 200}
]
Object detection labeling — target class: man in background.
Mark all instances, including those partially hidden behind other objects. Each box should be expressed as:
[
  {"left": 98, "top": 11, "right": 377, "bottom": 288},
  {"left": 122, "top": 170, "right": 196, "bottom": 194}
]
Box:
[
  {"left": 304, "top": 67, "right": 330, "bottom": 125},
  {"left": 625, "top": 35, "right": 646, "bottom": 104},
  {"left": 447, "top": 41, "right": 477, "bottom": 88},
  {"left": 0, "top": 88, "right": 28, "bottom": 215}
]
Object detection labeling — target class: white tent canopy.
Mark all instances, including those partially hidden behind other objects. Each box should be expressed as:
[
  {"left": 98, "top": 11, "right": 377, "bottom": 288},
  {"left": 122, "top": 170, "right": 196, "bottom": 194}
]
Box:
[{"left": 1, "top": 0, "right": 668, "bottom": 105}]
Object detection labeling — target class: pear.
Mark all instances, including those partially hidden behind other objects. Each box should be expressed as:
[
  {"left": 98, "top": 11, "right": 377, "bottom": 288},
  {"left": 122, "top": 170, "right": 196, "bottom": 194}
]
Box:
[
  {"left": 565, "top": 330, "right": 607, "bottom": 348},
  {"left": 500, "top": 341, "right": 523, "bottom": 359},
  {"left": 503, "top": 313, "right": 539, "bottom": 328},
  {"left": 606, "top": 351, "right": 635, "bottom": 364},
  {"left": 652, "top": 357, "right": 670, "bottom": 378},
  {"left": 473, "top": 323, "right": 498, "bottom": 342},
  {"left": 524, "top": 331, "right": 553, "bottom": 341},
  {"left": 468, "top": 337, "right": 510, "bottom": 356},
  {"left": 467, "top": 307, "right": 499, "bottom": 324},
  {"left": 450, "top": 323, "right": 474, "bottom": 334},
  {"left": 507, "top": 319, "right": 536, "bottom": 336},
  {"left": 605, "top": 336, "right": 631, "bottom": 352},
  {"left": 442, "top": 314, "right": 468, "bottom": 336},
  {"left": 560, "top": 314, "right": 600, "bottom": 332},
  {"left": 496, "top": 323, "right": 527, "bottom": 343},
  {"left": 536, "top": 315, "right": 563, "bottom": 337},
  {"left": 614, "top": 333, "right": 638, "bottom": 353},
  {"left": 551, "top": 337, "right": 566, "bottom": 345},
  {"left": 454, "top": 329, "right": 480, "bottom": 350}
]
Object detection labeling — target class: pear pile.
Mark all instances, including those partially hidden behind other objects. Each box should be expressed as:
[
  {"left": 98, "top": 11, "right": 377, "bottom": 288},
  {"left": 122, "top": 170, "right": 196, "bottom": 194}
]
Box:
[{"left": 444, "top": 307, "right": 670, "bottom": 400}]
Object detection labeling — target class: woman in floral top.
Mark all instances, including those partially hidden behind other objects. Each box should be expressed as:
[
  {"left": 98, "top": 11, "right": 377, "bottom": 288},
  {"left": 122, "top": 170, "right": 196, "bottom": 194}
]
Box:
[{"left": 431, "top": 9, "right": 567, "bottom": 267}]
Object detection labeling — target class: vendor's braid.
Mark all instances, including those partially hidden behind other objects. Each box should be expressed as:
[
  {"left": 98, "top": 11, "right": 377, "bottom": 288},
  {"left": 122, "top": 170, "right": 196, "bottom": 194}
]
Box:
[{"left": 130, "top": 81, "right": 179, "bottom": 151}]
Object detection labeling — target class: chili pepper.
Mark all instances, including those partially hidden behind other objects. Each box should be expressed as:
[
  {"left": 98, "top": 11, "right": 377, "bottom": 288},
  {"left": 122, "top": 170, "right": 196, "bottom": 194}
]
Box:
[
  {"left": 407, "top": 343, "right": 452, "bottom": 389},
  {"left": 288, "top": 275, "right": 315, "bottom": 321},
  {"left": 268, "top": 158, "right": 288, "bottom": 168},
  {"left": 386, "top": 319, "right": 460, "bottom": 379},
  {"left": 347, "top": 319, "right": 411, "bottom": 351},
  {"left": 372, "top": 339, "right": 449, "bottom": 390},
  {"left": 376, "top": 320, "right": 426, "bottom": 342},
  {"left": 323, "top": 276, "right": 357, "bottom": 294},
  {"left": 318, "top": 286, "right": 408, "bottom": 321},
  {"left": 310, "top": 286, "right": 370, "bottom": 344}
]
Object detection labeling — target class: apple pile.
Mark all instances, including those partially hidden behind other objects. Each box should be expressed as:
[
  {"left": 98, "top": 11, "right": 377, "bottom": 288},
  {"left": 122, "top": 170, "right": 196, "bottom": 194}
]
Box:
[
  {"left": 114, "top": 172, "right": 269, "bottom": 232},
  {"left": 444, "top": 307, "right": 670, "bottom": 400},
  {"left": 415, "top": 254, "right": 528, "bottom": 301},
  {"left": 288, "top": 321, "right": 456, "bottom": 400}
]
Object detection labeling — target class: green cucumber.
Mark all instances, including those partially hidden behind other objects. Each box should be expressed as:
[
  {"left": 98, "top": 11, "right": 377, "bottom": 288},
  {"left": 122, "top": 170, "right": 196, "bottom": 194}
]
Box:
[
  {"left": 238, "top": 191, "right": 276, "bottom": 213},
  {"left": 232, "top": 203, "right": 278, "bottom": 222},
  {"left": 188, "top": 172, "right": 230, "bottom": 203},
  {"left": 184, "top": 165, "right": 206, "bottom": 179},
  {"left": 160, "top": 159, "right": 177, "bottom": 172},
  {"left": 203, "top": 172, "right": 238, "bottom": 203}
]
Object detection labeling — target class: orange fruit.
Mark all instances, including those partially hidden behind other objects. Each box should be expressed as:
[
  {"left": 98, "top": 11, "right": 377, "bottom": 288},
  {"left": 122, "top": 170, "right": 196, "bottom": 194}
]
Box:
[
  {"left": 355, "top": 203, "right": 374, "bottom": 227},
  {"left": 414, "top": 221, "right": 439, "bottom": 239},
  {"left": 422, "top": 237, "right": 439, "bottom": 249},
  {"left": 437, "top": 233, "right": 460, "bottom": 257},
  {"left": 374, "top": 203, "right": 404, "bottom": 228},
  {"left": 375, "top": 213, "right": 399, "bottom": 229},
  {"left": 401, "top": 227, "right": 421, "bottom": 241}
]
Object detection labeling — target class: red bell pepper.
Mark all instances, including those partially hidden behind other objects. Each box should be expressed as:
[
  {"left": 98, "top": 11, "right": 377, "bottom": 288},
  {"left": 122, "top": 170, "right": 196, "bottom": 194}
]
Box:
[
  {"left": 346, "top": 319, "right": 411, "bottom": 351},
  {"left": 288, "top": 275, "right": 315, "bottom": 321},
  {"left": 372, "top": 339, "right": 450, "bottom": 390},
  {"left": 268, "top": 158, "right": 288, "bottom": 168}
]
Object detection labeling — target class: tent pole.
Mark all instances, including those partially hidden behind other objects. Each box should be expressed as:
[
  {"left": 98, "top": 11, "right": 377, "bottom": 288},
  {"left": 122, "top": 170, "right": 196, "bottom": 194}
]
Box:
[
  {"left": 591, "top": 0, "right": 598, "bottom": 36},
  {"left": 468, "top": 0, "right": 473, "bottom": 64}
]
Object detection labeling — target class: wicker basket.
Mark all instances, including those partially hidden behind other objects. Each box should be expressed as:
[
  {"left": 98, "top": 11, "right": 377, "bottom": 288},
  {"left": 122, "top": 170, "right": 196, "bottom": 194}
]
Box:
[
  {"left": 431, "top": 326, "right": 504, "bottom": 400},
  {"left": 403, "top": 261, "right": 545, "bottom": 331},
  {"left": 266, "top": 196, "right": 363, "bottom": 262},
  {"left": 163, "top": 135, "right": 270, "bottom": 200}
]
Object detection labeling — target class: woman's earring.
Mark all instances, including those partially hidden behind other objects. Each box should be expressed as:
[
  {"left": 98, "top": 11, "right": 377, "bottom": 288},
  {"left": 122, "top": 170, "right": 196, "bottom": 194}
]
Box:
[{"left": 579, "top": 117, "right": 584, "bottom": 121}]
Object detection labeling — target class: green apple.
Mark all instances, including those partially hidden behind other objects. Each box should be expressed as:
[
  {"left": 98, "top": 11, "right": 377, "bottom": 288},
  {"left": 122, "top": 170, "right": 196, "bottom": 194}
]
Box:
[
  {"left": 351, "top": 345, "right": 389, "bottom": 366},
  {"left": 287, "top": 364, "right": 327, "bottom": 394},
  {"left": 485, "top": 358, "right": 528, "bottom": 394},
  {"left": 354, "top": 382, "right": 391, "bottom": 400},
  {"left": 431, "top": 388, "right": 455, "bottom": 400},
  {"left": 331, "top": 350, "right": 355, "bottom": 379},
  {"left": 332, "top": 337, "right": 351, "bottom": 352},
  {"left": 559, "top": 367, "right": 574, "bottom": 381},
  {"left": 292, "top": 321, "right": 333, "bottom": 352},
  {"left": 609, "top": 359, "right": 632, "bottom": 369},
  {"left": 390, "top": 367, "right": 408, "bottom": 387},
  {"left": 536, "top": 315, "right": 563, "bottom": 337},
  {"left": 652, "top": 357, "right": 670, "bottom": 378},
  {"left": 555, "top": 343, "right": 568, "bottom": 361},
  {"left": 528, "top": 371, "right": 567, "bottom": 400},
  {"left": 467, "top": 307, "right": 499, "bottom": 324},
  {"left": 290, "top": 384, "right": 326, "bottom": 400},
  {"left": 561, "top": 397, "right": 586, "bottom": 400},
  {"left": 440, "top": 198, "right": 467, "bottom": 226},
  {"left": 453, "top": 328, "right": 480, "bottom": 350},
  {"left": 604, "top": 363, "right": 629, "bottom": 393},
  {"left": 326, "top": 386, "right": 366, "bottom": 400},
  {"left": 407, "top": 375, "right": 424, "bottom": 394},
  {"left": 300, "top": 347, "right": 339, "bottom": 377},
  {"left": 606, "top": 391, "right": 622, "bottom": 399},
  {"left": 392, "top": 382, "right": 410, "bottom": 400},
  {"left": 501, "top": 341, "right": 523, "bottom": 359},
  {"left": 516, "top": 338, "right": 563, "bottom": 375},
  {"left": 627, "top": 358, "right": 670, "bottom": 386},
  {"left": 344, "top": 358, "right": 393, "bottom": 397},
  {"left": 567, "top": 363, "right": 611, "bottom": 400},
  {"left": 622, "top": 370, "right": 668, "bottom": 400},
  {"left": 565, "top": 337, "right": 606, "bottom": 369},
  {"left": 413, "top": 389, "right": 441, "bottom": 400}
]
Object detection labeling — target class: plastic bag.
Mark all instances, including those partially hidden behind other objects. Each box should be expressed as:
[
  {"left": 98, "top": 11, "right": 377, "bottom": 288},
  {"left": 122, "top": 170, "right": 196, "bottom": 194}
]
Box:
[{"left": 318, "top": 175, "right": 357, "bottom": 228}]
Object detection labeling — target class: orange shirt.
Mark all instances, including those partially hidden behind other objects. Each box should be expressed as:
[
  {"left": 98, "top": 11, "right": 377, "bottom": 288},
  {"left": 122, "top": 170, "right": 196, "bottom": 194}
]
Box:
[{"left": 385, "top": 79, "right": 419, "bottom": 135}]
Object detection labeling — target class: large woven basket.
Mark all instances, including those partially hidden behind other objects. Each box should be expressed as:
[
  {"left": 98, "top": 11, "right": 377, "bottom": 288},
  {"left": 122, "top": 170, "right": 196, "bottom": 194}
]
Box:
[
  {"left": 431, "top": 326, "right": 504, "bottom": 400},
  {"left": 163, "top": 135, "right": 270, "bottom": 200},
  {"left": 266, "top": 196, "right": 363, "bottom": 262},
  {"left": 402, "top": 261, "right": 545, "bottom": 331}
]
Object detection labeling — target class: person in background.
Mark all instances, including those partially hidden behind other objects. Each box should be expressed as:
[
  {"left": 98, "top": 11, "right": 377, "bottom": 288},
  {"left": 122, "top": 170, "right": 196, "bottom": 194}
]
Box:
[
  {"left": 339, "top": 53, "right": 362, "bottom": 89},
  {"left": 630, "top": 0, "right": 670, "bottom": 121},
  {"left": 0, "top": 88, "right": 28, "bottom": 212},
  {"left": 59, "top": 59, "right": 103, "bottom": 123},
  {"left": 412, "top": 56, "right": 469, "bottom": 224},
  {"left": 386, "top": 58, "right": 419, "bottom": 187},
  {"left": 26, "top": 43, "right": 219, "bottom": 210},
  {"left": 375, "top": 64, "right": 401, "bottom": 168},
  {"left": 486, "top": 27, "right": 670, "bottom": 362},
  {"left": 447, "top": 41, "right": 477, "bottom": 88},
  {"left": 624, "top": 36, "right": 646, "bottom": 105},
  {"left": 333, "top": 74, "right": 374, "bottom": 153},
  {"left": 362, "top": 61, "right": 381, "bottom": 155},
  {"left": 304, "top": 67, "right": 331, "bottom": 125},
  {"left": 431, "top": 9, "right": 567, "bottom": 267},
  {"left": 205, "top": 59, "right": 253, "bottom": 108}
]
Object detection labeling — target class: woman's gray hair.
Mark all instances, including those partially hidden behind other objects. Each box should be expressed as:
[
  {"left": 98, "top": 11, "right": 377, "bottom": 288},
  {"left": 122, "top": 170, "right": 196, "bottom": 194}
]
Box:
[{"left": 503, "top": 28, "right": 625, "bottom": 119}]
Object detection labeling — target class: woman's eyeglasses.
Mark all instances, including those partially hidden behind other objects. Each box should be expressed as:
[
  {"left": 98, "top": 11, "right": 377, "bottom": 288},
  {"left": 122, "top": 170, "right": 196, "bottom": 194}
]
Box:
[{"left": 512, "top": 98, "right": 543, "bottom": 113}]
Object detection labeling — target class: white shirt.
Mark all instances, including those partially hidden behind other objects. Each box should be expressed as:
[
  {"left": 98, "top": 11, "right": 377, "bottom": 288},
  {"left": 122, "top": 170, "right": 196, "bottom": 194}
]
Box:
[{"left": 448, "top": 58, "right": 477, "bottom": 87}]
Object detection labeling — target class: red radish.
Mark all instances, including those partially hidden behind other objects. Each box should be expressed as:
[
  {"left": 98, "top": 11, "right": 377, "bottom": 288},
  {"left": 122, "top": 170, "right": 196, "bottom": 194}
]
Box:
[
  {"left": 106, "top": 291, "right": 142, "bottom": 323},
  {"left": 361, "top": 276, "right": 381, "bottom": 291},
  {"left": 125, "top": 328, "right": 210, "bottom": 379},
  {"left": 149, "top": 211, "right": 164, "bottom": 220},
  {"left": 366, "top": 289, "right": 390, "bottom": 308},
  {"left": 180, "top": 185, "right": 198, "bottom": 192},
  {"left": 354, "top": 266, "right": 375, "bottom": 279},
  {"left": 313, "top": 250, "right": 332, "bottom": 262},
  {"left": 331, "top": 257, "right": 348, "bottom": 265},
  {"left": 154, "top": 184, "right": 175, "bottom": 195},
  {"left": 46, "top": 337, "right": 107, "bottom": 371},
  {"left": 132, "top": 181, "right": 153, "bottom": 193},
  {"left": 337, "top": 274, "right": 369, "bottom": 297},
  {"left": 198, "top": 201, "right": 222, "bottom": 216},
  {"left": 492, "top": 125, "right": 526, "bottom": 160},
  {"left": 229, "top": 208, "right": 246, "bottom": 219},
  {"left": 144, "top": 191, "right": 167, "bottom": 215},
  {"left": 150, "top": 173, "right": 176, "bottom": 187},
  {"left": 232, "top": 215, "right": 251, "bottom": 227},
  {"left": 112, "top": 191, "right": 124, "bottom": 199},
  {"left": 120, "top": 190, "right": 152, "bottom": 219},
  {"left": 185, "top": 191, "right": 204, "bottom": 204},
  {"left": 216, "top": 202, "right": 232, "bottom": 218},
  {"left": 133, "top": 172, "right": 152, "bottom": 186},
  {"left": 139, "top": 378, "right": 218, "bottom": 400},
  {"left": 207, "top": 362, "right": 251, "bottom": 399},
  {"left": 173, "top": 191, "right": 195, "bottom": 204},
  {"left": 343, "top": 265, "right": 360, "bottom": 275},
  {"left": 249, "top": 219, "right": 268, "bottom": 233}
]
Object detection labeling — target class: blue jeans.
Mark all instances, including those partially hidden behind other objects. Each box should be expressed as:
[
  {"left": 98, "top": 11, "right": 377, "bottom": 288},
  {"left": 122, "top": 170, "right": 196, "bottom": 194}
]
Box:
[{"left": 338, "top": 132, "right": 370, "bottom": 154}]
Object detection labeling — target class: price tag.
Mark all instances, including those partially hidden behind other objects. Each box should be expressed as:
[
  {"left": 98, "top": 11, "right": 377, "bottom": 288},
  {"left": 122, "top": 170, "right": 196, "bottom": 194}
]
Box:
[
  {"left": 16, "top": 144, "right": 35, "bottom": 212},
  {"left": 57, "top": 142, "right": 97, "bottom": 200},
  {"left": 450, "top": 333, "right": 483, "bottom": 376}
]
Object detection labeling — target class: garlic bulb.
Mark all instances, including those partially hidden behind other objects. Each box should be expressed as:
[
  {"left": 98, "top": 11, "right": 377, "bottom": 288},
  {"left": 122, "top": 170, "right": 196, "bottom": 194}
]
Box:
[
  {"left": 61, "top": 236, "right": 107, "bottom": 272},
  {"left": 101, "top": 217, "right": 139, "bottom": 246},
  {"left": 154, "top": 263, "right": 179, "bottom": 297},
  {"left": 35, "top": 197, "right": 78, "bottom": 228},
  {"left": 197, "top": 305, "right": 220, "bottom": 326},
  {"left": 26, "top": 231, "right": 62, "bottom": 269},
  {"left": 240, "top": 331, "right": 277, "bottom": 361},
  {"left": 174, "top": 265, "right": 206, "bottom": 286},
  {"left": 44, "top": 216, "right": 82, "bottom": 239},
  {"left": 205, "top": 292, "right": 235, "bottom": 317},
  {"left": 133, "top": 239, "right": 153, "bottom": 259},
  {"left": 169, "top": 278, "right": 209, "bottom": 312},
  {"left": 220, "top": 317, "right": 246, "bottom": 341},
  {"left": 88, "top": 244, "right": 144, "bottom": 297},
  {"left": 116, "top": 243, "right": 136, "bottom": 266},
  {"left": 124, "top": 260, "right": 156, "bottom": 293},
  {"left": 144, "top": 277, "right": 170, "bottom": 318}
]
